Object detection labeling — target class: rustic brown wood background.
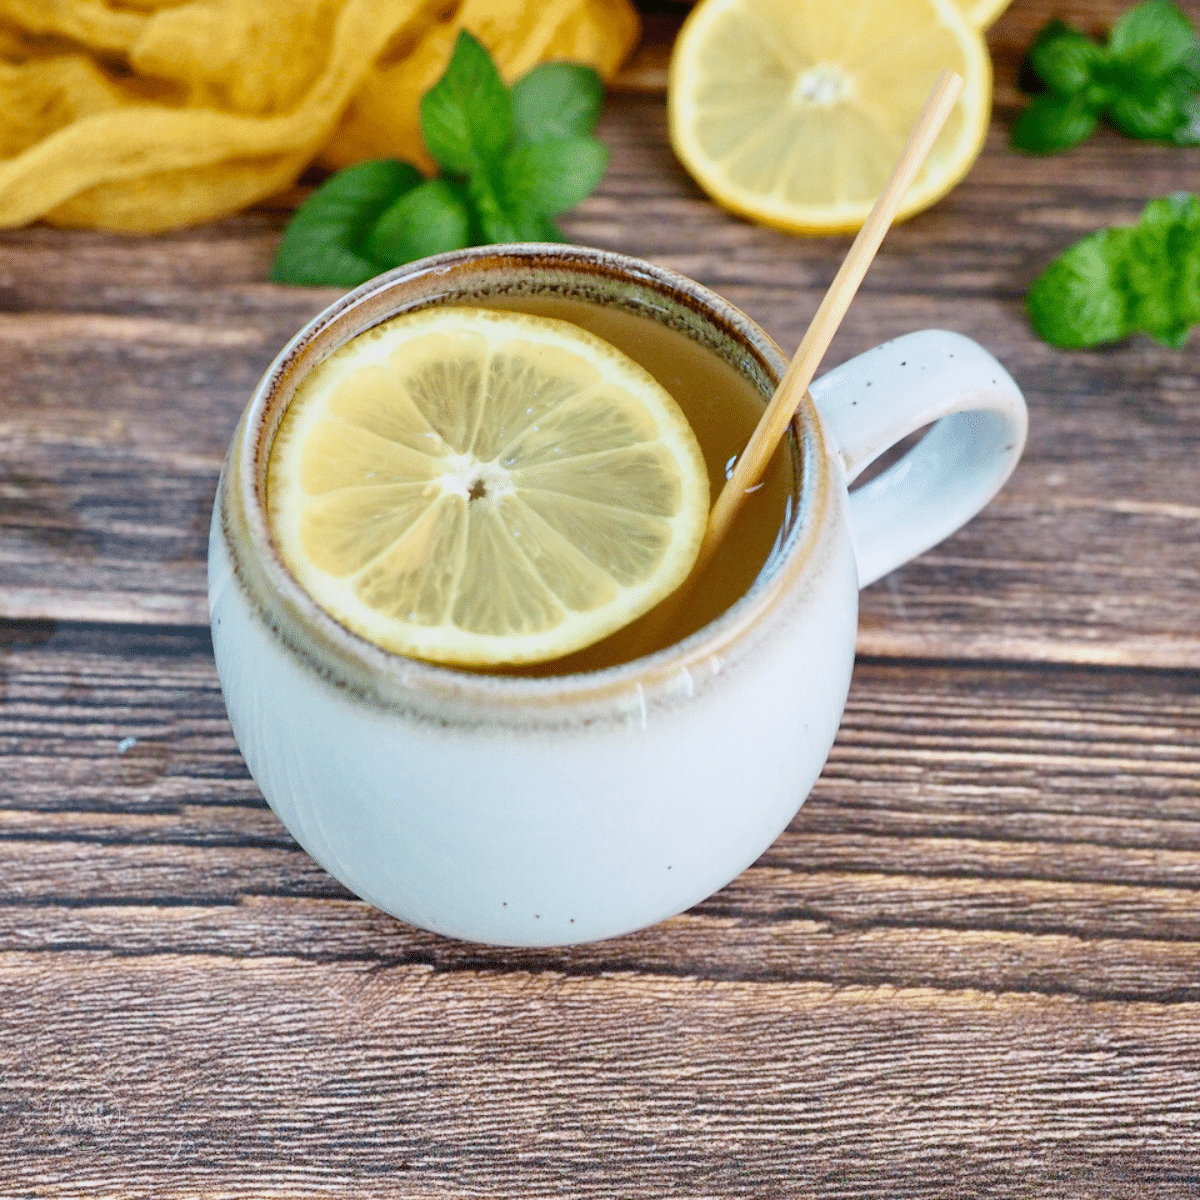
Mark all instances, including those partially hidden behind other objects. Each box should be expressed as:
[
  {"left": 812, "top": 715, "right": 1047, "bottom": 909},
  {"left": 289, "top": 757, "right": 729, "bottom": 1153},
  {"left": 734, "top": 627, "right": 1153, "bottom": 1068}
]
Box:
[{"left": 2, "top": 1, "right": 1199, "bottom": 1195}]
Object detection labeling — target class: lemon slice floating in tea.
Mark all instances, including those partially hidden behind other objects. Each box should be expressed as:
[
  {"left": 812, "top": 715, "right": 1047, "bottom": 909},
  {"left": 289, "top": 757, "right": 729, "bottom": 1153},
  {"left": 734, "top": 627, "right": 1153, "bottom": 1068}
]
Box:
[
  {"left": 668, "top": 0, "right": 992, "bottom": 234},
  {"left": 266, "top": 306, "right": 710, "bottom": 666}
]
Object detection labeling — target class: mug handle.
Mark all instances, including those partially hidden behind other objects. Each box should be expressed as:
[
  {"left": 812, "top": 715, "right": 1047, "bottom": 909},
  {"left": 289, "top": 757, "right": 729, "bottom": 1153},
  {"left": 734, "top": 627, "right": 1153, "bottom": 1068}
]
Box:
[{"left": 808, "top": 329, "right": 1028, "bottom": 588}]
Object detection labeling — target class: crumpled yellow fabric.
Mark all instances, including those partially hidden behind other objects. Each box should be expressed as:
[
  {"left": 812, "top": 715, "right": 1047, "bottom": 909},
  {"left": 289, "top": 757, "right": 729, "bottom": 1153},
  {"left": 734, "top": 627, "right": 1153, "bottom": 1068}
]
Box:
[{"left": 0, "top": 0, "right": 640, "bottom": 233}]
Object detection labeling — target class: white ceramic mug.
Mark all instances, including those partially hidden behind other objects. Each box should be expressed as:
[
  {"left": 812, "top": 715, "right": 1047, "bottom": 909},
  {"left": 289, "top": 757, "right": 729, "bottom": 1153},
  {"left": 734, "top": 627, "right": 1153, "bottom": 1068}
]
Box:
[{"left": 208, "top": 244, "right": 1026, "bottom": 947}]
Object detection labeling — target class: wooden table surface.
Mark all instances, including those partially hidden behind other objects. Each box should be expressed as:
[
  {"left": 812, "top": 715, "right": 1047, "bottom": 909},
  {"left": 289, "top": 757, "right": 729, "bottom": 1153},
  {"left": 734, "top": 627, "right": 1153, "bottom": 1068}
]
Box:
[{"left": 3, "top": 1, "right": 1199, "bottom": 1195}]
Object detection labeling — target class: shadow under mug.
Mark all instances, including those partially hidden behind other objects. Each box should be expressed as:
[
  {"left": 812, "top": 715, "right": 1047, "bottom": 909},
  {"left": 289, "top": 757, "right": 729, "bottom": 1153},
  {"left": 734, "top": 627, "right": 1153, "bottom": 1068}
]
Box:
[{"left": 208, "top": 244, "right": 1027, "bottom": 947}]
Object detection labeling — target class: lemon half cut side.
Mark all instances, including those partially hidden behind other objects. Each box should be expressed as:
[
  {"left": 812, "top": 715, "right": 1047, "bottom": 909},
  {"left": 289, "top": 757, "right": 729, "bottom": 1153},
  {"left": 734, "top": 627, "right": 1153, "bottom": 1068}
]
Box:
[
  {"left": 266, "top": 307, "right": 711, "bottom": 667},
  {"left": 668, "top": 0, "right": 992, "bottom": 234}
]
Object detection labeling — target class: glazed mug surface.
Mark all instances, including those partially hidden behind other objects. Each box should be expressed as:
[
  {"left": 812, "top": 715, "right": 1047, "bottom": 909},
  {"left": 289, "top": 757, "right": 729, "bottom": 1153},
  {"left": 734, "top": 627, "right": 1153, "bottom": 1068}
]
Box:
[{"left": 208, "top": 244, "right": 1027, "bottom": 946}]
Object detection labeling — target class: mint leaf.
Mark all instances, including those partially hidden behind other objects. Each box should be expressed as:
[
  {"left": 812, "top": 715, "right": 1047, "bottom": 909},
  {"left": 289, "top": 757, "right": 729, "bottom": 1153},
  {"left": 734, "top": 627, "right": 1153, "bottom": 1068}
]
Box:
[
  {"left": 1027, "top": 228, "right": 1132, "bottom": 347},
  {"left": 362, "top": 179, "right": 472, "bottom": 268},
  {"left": 522, "top": 214, "right": 565, "bottom": 242},
  {"left": 1176, "top": 43, "right": 1200, "bottom": 88},
  {"left": 419, "top": 31, "right": 512, "bottom": 175},
  {"left": 271, "top": 160, "right": 423, "bottom": 286},
  {"left": 463, "top": 164, "right": 519, "bottom": 244},
  {"left": 1030, "top": 23, "right": 1107, "bottom": 96},
  {"left": 502, "top": 137, "right": 609, "bottom": 215},
  {"left": 1014, "top": 1, "right": 1200, "bottom": 152},
  {"left": 1125, "top": 192, "right": 1200, "bottom": 342},
  {"left": 512, "top": 63, "right": 605, "bottom": 145},
  {"left": 1168, "top": 91, "right": 1200, "bottom": 142},
  {"left": 1107, "top": 80, "right": 1194, "bottom": 137},
  {"left": 1012, "top": 93, "right": 1102, "bottom": 153},
  {"left": 465, "top": 169, "right": 550, "bottom": 243},
  {"left": 271, "top": 34, "right": 609, "bottom": 285},
  {"left": 1019, "top": 19, "right": 1071, "bottom": 94},
  {"left": 467, "top": 181, "right": 566, "bottom": 244},
  {"left": 468, "top": 135, "right": 606, "bottom": 244},
  {"left": 501, "top": 209, "right": 567, "bottom": 242},
  {"left": 1028, "top": 193, "right": 1200, "bottom": 348},
  {"left": 441, "top": 175, "right": 485, "bottom": 245},
  {"left": 1109, "top": 0, "right": 1196, "bottom": 77},
  {"left": 1134, "top": 188, "right": 1200, "bottom": 229}
]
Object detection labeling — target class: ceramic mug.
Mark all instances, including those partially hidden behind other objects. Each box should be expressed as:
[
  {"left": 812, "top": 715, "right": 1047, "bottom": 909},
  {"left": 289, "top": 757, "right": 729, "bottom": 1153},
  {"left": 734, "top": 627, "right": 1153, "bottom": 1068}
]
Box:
[{"left": 208, "top": 244, "right": 1026, "bottom": 947}]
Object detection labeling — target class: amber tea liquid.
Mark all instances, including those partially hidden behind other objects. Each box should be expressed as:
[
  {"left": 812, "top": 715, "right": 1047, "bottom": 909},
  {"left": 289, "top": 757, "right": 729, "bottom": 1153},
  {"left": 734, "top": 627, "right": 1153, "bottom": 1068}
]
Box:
[{"left": 465, "top": 293, "right": 795, "bottom": 675}]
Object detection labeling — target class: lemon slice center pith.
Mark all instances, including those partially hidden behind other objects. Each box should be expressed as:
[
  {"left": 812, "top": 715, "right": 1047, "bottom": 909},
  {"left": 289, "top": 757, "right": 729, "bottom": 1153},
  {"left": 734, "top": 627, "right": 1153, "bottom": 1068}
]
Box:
[
  {"left": 266, "top": 306, "right": 710, "bottom": 667},
  {"left": 791, "top": 64, "right": 853, "bottom": 107}
]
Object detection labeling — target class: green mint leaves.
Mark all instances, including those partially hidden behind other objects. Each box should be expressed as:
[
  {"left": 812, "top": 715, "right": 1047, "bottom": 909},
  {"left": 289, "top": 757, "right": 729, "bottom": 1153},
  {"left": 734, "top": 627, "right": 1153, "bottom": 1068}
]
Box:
[
  {"left": 1013, "top": 5, "right": 1200, "bottom": 347},
  {"left": 271, "top": 160, "right": 424, "bottom": 288},
  {"left": 512, "top": 61, "right": 605, "bottom": 146},
  {"left": 1027, "top": 192, "right": 1200, "bottom": 348},
  {"left": 419, "top": 30, "right": 514, "bottom": 176},
  {"left": 1013, "top": 0, "right": 1200, "bottom": 153},
  {"left": 271, "top": 32, "right": 608, "bottom": 287}
]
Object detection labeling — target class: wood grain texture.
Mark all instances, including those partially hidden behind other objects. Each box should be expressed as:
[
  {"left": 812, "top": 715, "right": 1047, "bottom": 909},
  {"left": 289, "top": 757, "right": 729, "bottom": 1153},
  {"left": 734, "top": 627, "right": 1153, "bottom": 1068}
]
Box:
[
  {"left": 2, "top": 623, "right": 1198, "bottom": 1006},
  {"left": 3, "top": 954, "right": 1200, "bottom": 1199},
  {"left": 1, "top": 0, "right": 1198, "bottom": 660}
]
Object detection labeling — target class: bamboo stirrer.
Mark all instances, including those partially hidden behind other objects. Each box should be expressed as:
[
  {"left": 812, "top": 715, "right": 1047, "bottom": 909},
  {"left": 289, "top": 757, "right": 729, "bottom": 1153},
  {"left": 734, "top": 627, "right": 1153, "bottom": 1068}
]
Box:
[{"left": 693, "top": 67, "right": 965, "bottom": 580}]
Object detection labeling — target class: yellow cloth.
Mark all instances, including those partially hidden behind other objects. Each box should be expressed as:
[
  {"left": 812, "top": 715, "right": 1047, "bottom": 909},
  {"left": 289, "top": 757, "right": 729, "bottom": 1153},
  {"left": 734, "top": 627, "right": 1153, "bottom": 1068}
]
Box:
[{"left": 0, "top": 0, "right": 640, "bottom": 232}]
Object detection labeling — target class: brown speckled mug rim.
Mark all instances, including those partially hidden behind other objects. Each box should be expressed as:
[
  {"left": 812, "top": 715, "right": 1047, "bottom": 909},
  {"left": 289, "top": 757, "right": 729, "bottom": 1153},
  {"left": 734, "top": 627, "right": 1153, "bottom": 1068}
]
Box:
[{"left": 228, "top": 243, "right": 831, "bottom": 712}]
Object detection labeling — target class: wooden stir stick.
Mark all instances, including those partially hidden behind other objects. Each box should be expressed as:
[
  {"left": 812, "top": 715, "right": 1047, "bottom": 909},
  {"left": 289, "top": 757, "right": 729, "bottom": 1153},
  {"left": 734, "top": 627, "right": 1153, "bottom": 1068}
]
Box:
[{"left": 694, "top": 67, "right": 965, "bottom": 580}]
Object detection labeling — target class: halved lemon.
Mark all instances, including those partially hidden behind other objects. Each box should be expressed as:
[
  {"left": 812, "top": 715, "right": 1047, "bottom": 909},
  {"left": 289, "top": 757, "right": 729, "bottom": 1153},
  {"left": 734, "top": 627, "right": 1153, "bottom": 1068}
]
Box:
[
  {"left": 266, "top": 307, "right": 710, "bottom": 666},
  {"left": 668, "top": 0, "right": 992, "bottom": 234}
]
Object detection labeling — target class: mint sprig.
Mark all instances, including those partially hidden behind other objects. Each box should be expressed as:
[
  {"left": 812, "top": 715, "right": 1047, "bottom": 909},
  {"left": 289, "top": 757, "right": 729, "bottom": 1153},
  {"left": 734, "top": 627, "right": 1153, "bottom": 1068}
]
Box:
[
  {"left": 419, "top": 30, "right": 514, "bottom": 176},
  {"left": 271, "top": 32, "right": 608, "bottom": 287},
  {"left": 1027, "top": 192, "right": 1200, "bottom": 348},
  {"left": 270, "top": 160, "right": 424, "bottom": 287},
  {"left": 1013, "top": 0, "right": 1200, "bottom": 153}
]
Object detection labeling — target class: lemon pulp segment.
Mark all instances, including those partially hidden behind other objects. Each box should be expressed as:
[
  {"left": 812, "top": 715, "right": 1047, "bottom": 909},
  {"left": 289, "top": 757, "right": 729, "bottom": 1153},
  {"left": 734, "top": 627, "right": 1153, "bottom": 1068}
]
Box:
[
  {"left": 266, "top": 307, "right": 710, "bottom": 666},
  {"left": 668, "top": 0, "right": 992, "bottom": 233}
]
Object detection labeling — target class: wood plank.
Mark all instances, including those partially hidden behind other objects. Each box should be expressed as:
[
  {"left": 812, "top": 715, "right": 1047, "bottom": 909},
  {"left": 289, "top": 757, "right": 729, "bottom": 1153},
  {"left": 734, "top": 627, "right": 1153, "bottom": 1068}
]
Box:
[
  {"left": 1, "top": 0, "right": 1199, "bottom": 660},
  {"left": 3, "top": 953, "right": 1199, "bottom": 1198},
  {"left": 3, "top": 622, "right": 1199, "bottom": 1003},
  {"left": 7, "top": 894, "right": 1200, "bottom": 1004}
]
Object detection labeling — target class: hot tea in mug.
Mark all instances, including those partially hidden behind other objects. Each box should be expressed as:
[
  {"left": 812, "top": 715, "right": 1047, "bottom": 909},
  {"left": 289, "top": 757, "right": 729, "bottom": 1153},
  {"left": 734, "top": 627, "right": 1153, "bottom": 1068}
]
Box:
[{"left": 209, "top": 244, "right": 1026, "bottom": 946}]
